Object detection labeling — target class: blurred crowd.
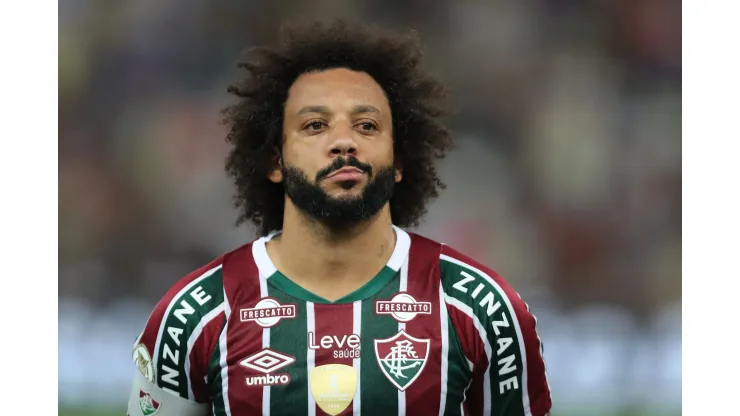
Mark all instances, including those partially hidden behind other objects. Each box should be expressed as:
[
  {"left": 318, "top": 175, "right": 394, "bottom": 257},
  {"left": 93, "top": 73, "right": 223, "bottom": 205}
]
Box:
[
  {"left": 59, "top": 0, "right": 681, "bottom": 411},
  {"left": 60, "top": 0, "right": 680, "bottom": 315}
]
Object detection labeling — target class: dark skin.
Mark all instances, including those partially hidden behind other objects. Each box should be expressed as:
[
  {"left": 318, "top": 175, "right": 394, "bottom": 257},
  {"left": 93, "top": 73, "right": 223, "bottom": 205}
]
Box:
[{"left": 265, "top": 68, "right": 403, "bottom": 302}]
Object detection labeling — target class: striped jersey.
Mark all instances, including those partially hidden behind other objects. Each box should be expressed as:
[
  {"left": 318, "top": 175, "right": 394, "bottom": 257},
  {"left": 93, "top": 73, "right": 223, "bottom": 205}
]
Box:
[{"left": 127, "top": 227, "right": 551, "bottom": 416}]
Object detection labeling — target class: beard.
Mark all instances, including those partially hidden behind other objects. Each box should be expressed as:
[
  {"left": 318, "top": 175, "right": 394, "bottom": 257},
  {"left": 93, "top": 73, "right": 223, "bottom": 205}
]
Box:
[{"left": 282, "top": 156, "right": 396, "bottom": 230}]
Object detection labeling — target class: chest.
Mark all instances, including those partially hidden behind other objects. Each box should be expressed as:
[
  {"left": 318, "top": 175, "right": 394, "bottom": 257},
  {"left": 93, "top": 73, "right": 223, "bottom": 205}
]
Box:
[{"left": 209, "top": 290, "right": 472, "bottom": 415}]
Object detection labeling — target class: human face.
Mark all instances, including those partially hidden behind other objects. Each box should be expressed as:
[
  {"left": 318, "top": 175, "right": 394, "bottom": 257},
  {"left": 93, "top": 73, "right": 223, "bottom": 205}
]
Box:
[{"left": 270, "top": 68, "right": 402, "bottom": 225}]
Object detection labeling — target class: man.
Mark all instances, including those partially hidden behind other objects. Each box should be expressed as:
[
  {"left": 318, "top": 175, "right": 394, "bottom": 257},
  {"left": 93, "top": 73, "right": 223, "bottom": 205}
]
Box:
[{"left": 128, "top": 20, "right": 551, "bottom": 416}]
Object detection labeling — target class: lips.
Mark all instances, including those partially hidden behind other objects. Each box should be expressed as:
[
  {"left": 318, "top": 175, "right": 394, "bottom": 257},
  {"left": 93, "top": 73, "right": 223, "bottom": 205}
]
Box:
[{"left": 327, "top": 167, "right": 365, "bottom": 181}]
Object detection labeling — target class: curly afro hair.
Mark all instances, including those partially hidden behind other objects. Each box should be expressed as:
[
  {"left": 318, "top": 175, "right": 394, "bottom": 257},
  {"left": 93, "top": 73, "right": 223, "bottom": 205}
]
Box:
[{"left": 222, "top": 19, "right": 454, "bottom": 236}]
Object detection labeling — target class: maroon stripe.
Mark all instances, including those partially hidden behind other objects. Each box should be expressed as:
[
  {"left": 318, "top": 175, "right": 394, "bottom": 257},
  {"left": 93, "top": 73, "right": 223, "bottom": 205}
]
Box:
[
  {"left": 466, "top": 363, "right": 487, "bottom": 416},
  {"left": 221, "top": 243, "right": 265, "bottom": 414},
  {"left": 189, "top": 311, "right": 226, "bottom": 403},
  {"left": 447, "top": 303, "right": 487, "bottom": 415},
  {"left": 312, "top": 302, "right": 356, "bottom": 415},
  {"left": 137, "top": 257, "right": 224, "bottom": 356},
  {"left": 402, "top": 234, "right": 443, "bottom": 414},
  {"left": 446, "top": 305, "right": 484, "bottom": 365}
]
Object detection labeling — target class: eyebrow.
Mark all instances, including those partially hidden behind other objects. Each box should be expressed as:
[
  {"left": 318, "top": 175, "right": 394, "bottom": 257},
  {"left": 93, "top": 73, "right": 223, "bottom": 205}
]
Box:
[{"left": 296, "top": 105, "right": 381, "bottom": 116}]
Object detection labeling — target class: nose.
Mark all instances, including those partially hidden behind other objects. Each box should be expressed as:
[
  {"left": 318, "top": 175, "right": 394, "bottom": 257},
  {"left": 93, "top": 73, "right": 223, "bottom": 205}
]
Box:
[{"left": 328, "top": 123, "right": 358, "bottom": 157}]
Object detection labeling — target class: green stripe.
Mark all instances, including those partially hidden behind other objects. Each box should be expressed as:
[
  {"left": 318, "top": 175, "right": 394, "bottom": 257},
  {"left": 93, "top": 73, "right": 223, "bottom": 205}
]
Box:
[
  {"left": 360, "top": 272, "right": 401, "bottom": 414},
  {"left": 208, "top": 316, "right": 226, "bottom": 416},
  {"left": 268, "top": 287, "right": 309, "bottom": 416},
  {"left": 157, "top": 268, "right": 224, "bottom": 398},
  {"left": 440, "top": 259, "right": 525, "bottom": 416},
  {"left": 444, "top": 314, "right": 474, "bottom": 416}
]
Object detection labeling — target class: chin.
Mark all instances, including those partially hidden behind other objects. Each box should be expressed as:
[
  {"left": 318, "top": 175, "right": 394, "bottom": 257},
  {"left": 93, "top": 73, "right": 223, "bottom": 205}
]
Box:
[
  {"left": 328, "top": 190, "right": 364, "bottom": 202},
  {"left": 326, "top": 182, "right": 366, "bottom": 195}
]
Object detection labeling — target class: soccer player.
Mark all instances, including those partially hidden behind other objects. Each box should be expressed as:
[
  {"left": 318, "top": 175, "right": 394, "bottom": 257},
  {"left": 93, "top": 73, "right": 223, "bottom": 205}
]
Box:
[{"left": 127, "top": 20, "right": 551, "bottom": 416}]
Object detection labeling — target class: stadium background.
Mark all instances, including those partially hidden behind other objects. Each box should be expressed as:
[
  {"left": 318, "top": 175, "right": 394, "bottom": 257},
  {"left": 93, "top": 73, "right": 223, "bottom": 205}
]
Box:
[{"left": 58, "top": 0, "right": 681, "bottom": 415}]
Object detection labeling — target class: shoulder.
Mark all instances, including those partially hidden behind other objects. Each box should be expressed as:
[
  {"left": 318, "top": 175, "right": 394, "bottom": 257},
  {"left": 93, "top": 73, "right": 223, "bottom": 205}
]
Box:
[
  {"left": 403, "top": 232, "right": 525, "bottom": 312},
  {"left": 437, "top": 243, "right": 530, "bottom": 319},
  {"left": 142, "top": 240, "right": 257, "bottom": 336},
  {"left": 135, "top": 255, "right": 227, "bottom": 349},
  {"left": 406, "top": 232, "right": 532, "bottom": 334},
  {"left": 407, "top": 232, "right": 523, "bottom": 308},
  {"left": 131, "top": 241, "right": 256, "bottom": 398},
  {"left": 437, "top": 243, "right": 552, "bottom": 416}
]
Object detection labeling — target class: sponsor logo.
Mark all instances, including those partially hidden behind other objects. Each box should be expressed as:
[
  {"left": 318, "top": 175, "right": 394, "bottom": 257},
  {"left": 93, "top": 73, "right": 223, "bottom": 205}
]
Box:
[
  {"left": 240, "top": 348, "right": 295, "bottom": 387},
  {"left": 375, "top": 292, "right": 432, "bottom": 322},
  {"left": 160, "top": 283, "right": 214, "bottom": 393},
  {"left": 452, "top": 269, "right": 521, "bottom": 393},
  {"left": 308, "top": 332, "right": 361, "bottom": 359},
  {"left": 138, "top": 390, "right": 160, "bottom": 416},
  {"left": 240, "top": 298, "right": 297, "bottom": 328},
  {"left": 133, "top": 343, "right": 155, "bottom": 383},
  {"left": 310, "top": 364, "right": 358, "bottom": 416},
  {"left": 374, "top": 330, "right": 430, "bottom": 391},
  {"left": 244, "top": 372, "right": 291, "bottom": 387}
]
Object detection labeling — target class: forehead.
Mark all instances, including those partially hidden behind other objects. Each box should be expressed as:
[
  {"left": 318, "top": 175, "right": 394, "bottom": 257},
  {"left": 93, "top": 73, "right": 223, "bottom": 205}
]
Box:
[{"left": 285, "top": 68, "right": 389, "bottom": 112}]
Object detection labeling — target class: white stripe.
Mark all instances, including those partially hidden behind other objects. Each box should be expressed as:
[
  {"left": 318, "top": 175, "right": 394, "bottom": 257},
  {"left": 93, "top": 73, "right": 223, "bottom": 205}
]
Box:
[
  {"left": 254, "top": 226, "right": 407, "bottom": 276},
  {"left": 465, "top": 356, "right": 474, "bottom": 372},
  {"left": 218, "top": 288, "right": 233, "bottom": 416},
  {"left": 153, "top": 264, "right": 223, "bottom": 371},
  {"left": 397, "top": 255, "right": 409, "bottom": 416},
  {"left": 444, "top": 294, "right": 493, "bottom": 415},
  {"left": 260, "top": 275, "right": 271, "bottom": 416},
  {"left": 399, "top": 254, "right": 409, "bottom": 293},
  {"left": 185, "top": 302, "right": 225, "bottom": 400},
  {"left": 353, "top": 301, "right": 362, "bottom": 414},
  {"left": 388, "top": 225, "right": 412, "bottom": 271},
  {"left": 438, "top": 284, "right": 449, "bottom": 416},
  {"left": 441, "top": 254, "right": 533, "bottom": 416},
  {"left": 307, "top": 302, "right": 316, "bottom": 416},
  {"left": 252, "top": 232, "right": 280, "bottom": 277},
  {"left": 460, "top": 376, "right": 474, "bottom": 415}
]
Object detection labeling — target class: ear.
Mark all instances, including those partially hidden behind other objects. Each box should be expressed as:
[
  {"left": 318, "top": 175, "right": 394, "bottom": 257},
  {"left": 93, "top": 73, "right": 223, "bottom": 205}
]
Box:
[
  {"left": 394, "top": 159, "right": 403, "bottom": 183},
  {"left": 267, "top": 149, "right": 284, "bottom": 183}
]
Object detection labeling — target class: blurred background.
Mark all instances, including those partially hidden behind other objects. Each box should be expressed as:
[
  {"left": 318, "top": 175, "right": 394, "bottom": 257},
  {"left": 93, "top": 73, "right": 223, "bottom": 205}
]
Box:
[{"left": 58, "top": 0, "right": 681, "bottom": 415}]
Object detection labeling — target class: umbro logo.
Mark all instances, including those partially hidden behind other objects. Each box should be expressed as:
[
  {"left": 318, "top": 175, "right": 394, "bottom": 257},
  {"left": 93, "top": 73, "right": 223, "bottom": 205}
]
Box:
[
  {"left": 240, "top": 348, "right": 295, "bottom": 387},
  {"left": 375, "top": 292, "right": 432, "bottom": 322},
  {"left": 240, "top": 348, "right": 295, "bottom": 373}
]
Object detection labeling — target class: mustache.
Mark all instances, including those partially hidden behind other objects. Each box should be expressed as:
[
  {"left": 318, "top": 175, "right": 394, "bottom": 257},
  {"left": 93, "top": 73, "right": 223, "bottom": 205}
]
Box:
[{"left": 316, "top": 157, "right": 373, "bottom": 181}]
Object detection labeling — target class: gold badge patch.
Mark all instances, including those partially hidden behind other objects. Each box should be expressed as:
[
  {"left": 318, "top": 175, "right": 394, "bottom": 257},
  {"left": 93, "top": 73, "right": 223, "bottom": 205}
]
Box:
[
  {"left": 133, "top": 343, "right": 155, "bottom": 383},
  {"left": 309, "top": 364, "right": 358, "bottom": 416}
]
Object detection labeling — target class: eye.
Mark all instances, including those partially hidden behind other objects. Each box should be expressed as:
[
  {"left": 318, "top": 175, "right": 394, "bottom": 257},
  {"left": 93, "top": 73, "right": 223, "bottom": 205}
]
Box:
[
  {"left": 357, "top": 121, "right": 378, "bottom": 131},
  {"left": 304, "top": 121, "right": 326, "bottom": 131}
]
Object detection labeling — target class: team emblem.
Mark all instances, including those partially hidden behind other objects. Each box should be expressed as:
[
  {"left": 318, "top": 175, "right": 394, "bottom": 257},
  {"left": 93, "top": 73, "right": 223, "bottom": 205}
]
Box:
[
  {"left": 374, "top": 330, "right": 430, "bottom": 391},
  {"left": 375, "top": 292, "right": 432, "bottom": 322},
  {"left": 138, "top": 390, "right": 161, "bottom": 416},
  {"left": 310, "top": 364, "right": 358, "bottom": 416},
  {"left": 240, "top": 348, "right": 295, "bottom": 387},
  {"left": 132, "top": 343, "right": 155, "bottom": 383},
  {"left": 240, "top": 297, "right": 297, "bottom": 327}
]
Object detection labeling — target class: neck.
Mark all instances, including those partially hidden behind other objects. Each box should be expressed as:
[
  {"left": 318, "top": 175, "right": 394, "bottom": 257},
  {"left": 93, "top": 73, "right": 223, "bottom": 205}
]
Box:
[{"left": 267, "top": 201, "right": 396, "bottom": 286}]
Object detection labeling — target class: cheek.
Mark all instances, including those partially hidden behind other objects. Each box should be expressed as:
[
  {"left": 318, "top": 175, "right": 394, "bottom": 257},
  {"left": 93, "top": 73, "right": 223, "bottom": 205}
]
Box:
[
  {"left": 381, "top": 139, "right": 396, "bottom": 166},
  {"left": 283, "top": 145, "right": 325, "bottom": 178},
  {"left": 363, "top": 132, "right": 394, "bottom": 160},
  {"left": 282, "top": 140, "right": 312, "bottom": 166}
]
